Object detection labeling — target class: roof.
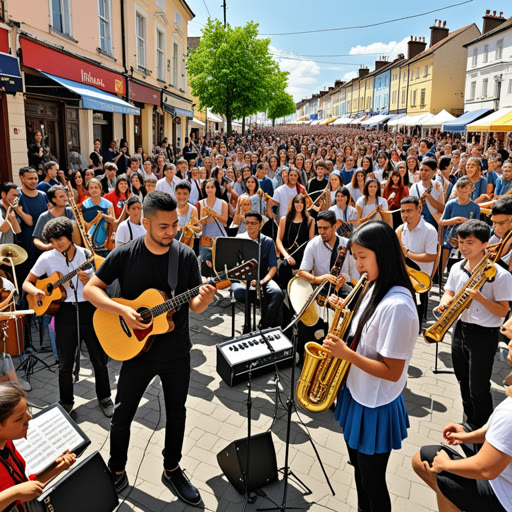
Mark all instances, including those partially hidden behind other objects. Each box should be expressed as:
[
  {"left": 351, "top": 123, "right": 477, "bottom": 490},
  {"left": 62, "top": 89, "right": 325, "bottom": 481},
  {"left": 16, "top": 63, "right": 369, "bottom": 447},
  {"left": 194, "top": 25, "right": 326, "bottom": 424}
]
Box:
[
  {"left": 407, "top": 23, "right": 479, "bottom": 65},
  {"left": 464, "top": 16, "right": 512, "bottom": 47}
]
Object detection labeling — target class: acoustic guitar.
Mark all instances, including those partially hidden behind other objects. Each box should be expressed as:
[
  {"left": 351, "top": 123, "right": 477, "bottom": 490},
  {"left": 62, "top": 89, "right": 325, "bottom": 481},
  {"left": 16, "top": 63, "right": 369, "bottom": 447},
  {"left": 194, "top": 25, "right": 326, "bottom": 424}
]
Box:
[
  {"left": 27, "top": 257, "right": 95, "bottom": 316},
  {"left": 93, "top": 259, "right": 257, "bottom": 361}
]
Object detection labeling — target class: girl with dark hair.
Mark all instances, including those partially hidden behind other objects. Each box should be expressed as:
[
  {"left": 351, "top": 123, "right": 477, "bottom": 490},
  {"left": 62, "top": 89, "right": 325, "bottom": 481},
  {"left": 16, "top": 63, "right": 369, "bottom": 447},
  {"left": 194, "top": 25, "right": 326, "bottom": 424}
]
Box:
[
  {"left": 0, "top": 383, "right": 76, "bottom": 510},
  {"left": 323, "top": 220, "right": 418, "bottom": 512},
  {"left": 406, "top": 155, "right": 420, "bottom": 180},
  {"left": 304, "top": 158, "right": 315, "bottom": 182},
  {"left": 104, "top": 174, "right": 131, "bottom": 218},
  {"left": 374, "top": 151, "right": 393, "bottom": 183},
  {"left": 71, "top": 171, "right": 90, "bottom": 205},
  {"left": 383, "top": 170, "right": 409, "bottom": 228},
  {"left": 275, "top": 194, "right": 315, "bottom": 289},
  {"left": 327, "top": 173, "right": 342, "bottom": 205},
  {"left": 396, "top": 161, "right": 412, "bottom": 188},
  {"left": 130, "top": 173, "right": 146, "bottom": 201},
  {"left": 329, "top": 187, "right": 358, "bottom": 237},
  {"left": 294, "top": 154, "right": 308, "bottom": 187},
  {"left": 347, "top": 170, "right": 366, "bottom": 204},
  {"left": 267, "top": 155, "right": 279, "bottom": 183},
  {"left": 355, "top": 179, "right": 392, "bottom": 228}
]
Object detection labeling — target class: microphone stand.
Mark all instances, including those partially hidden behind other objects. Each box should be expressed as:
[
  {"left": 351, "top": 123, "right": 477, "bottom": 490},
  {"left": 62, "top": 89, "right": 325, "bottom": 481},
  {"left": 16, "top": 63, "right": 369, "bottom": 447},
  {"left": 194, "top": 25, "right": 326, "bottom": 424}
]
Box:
[
  {"left": 258, "top": 281, "right": 334, "bottom": 512},
  {"left": 64, "top": 249, "right": 81, "bottom": 384}
]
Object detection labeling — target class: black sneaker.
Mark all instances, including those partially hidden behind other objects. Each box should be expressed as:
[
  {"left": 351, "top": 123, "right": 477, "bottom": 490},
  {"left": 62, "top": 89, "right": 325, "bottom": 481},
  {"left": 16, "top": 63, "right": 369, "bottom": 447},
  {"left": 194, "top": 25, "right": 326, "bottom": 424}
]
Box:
[
  {"left": 59, "top": 402, "right": 74, "bottom": 415},
  {"left": 162, "top": 467, "right": 201, "bottom": 506},
  {"left": 110, "top": 469, "right": 128, "bottom": 493}
]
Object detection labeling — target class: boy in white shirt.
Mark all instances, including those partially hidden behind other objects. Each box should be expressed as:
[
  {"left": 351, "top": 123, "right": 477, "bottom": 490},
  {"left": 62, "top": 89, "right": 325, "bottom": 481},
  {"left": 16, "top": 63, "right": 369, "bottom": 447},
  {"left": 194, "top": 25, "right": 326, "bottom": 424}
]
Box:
[{"left": 435, "top": 219, "right": 512, "bottom": 428}]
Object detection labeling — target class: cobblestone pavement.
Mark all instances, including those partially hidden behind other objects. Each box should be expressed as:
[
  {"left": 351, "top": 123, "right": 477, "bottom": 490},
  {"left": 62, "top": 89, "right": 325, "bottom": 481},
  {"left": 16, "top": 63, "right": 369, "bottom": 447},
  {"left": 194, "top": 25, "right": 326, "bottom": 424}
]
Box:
[{"left": 17, "top": 285, "right": 510, "bottom": 512}]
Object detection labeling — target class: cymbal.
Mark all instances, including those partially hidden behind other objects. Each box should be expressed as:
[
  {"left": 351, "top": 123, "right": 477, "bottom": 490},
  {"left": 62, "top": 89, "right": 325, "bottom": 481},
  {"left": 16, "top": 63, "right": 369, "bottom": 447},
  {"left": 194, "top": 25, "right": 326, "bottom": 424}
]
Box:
[{"left": 0, "top": 244, "right": 28, "bottom": 266}]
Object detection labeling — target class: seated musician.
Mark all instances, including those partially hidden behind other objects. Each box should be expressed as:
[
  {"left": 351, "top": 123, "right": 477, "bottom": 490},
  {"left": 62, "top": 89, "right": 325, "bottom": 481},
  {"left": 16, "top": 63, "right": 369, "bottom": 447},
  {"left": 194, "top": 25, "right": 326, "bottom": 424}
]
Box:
[
  {"left": 231, "top": 211, "right": 283, "bottom": 329},
  {"left": 22, "top": 218, "right": 113, "bottom": 417},
  {"left": 297, "top": 210, "right": 359, "bottom": 363},
  {"left": 398, "top": 196, "right": 438, "bottom": 324},
  {"left": 115, "top": 196, "right": 146, "bottom": 247},
  {"left": 0, "top": 383, "right": 76, "bottom": 511},
  {"left": 412, "top": 338, "right": 512, "bottom": 511},
  {"left": 435, "top": 219, "right": 512, "bottom": 428}
]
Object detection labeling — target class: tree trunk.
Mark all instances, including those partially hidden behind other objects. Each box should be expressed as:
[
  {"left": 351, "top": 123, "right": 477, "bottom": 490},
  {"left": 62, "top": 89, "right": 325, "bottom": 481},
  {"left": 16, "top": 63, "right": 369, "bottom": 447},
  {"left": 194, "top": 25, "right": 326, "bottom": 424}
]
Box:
[
  {"left": 272, "top": 118, "right": 275, "bottom": 127},
  {"left": 242, "top": 116, "right": 245, "bottom": 134},
  {"left": 227, "top": 115, "right": 232, "bottom": 136}
]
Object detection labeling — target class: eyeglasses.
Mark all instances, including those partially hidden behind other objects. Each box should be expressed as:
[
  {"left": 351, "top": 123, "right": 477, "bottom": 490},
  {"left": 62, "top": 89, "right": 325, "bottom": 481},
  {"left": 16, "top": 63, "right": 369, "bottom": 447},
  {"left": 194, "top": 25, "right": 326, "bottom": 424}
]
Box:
[
  {"left": 245, "top": 221, "right": 260, "bottom": 226},
  {"left": 492, "top": 219, "right": 512, "bottom": 227}
]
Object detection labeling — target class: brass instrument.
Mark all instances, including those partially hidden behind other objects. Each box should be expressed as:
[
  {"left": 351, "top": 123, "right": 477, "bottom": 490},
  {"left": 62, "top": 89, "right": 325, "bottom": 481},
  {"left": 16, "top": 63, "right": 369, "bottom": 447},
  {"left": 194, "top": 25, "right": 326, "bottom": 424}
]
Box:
[
  {"left": 66, "top": 188, "right": 105, "bottom": 269},
  {"left": 424, "top": 229, "right": 512, "bottom": 344},
  {"left": 296, "top": 273, "right": 370, "bottom": 413}
]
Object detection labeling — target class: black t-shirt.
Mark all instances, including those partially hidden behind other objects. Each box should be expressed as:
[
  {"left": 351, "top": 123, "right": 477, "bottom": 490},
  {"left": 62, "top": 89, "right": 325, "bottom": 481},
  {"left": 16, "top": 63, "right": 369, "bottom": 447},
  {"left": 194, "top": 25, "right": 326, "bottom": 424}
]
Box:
[
  {"left": 307, "top": 177, "right": 328, "bottom": 200},
  {"left": 95, "top": 237, "right": 201, "bottom": 362}
]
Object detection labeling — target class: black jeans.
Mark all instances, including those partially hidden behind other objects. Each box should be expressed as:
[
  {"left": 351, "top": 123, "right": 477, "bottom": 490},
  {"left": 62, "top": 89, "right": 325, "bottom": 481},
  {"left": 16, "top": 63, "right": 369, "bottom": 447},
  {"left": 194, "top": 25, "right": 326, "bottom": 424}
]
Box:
[
  {"left": 109, "top": 352, "right": 191, "bottom": 472},
  {"left": 346, "top": 444, "right": 391, "bottom": 512},
  {"left": 451, "top": 321, "right": 499, "bottom": 428},
  {"left": 55, "top": 302, "right": 111, "bottom": 405}
]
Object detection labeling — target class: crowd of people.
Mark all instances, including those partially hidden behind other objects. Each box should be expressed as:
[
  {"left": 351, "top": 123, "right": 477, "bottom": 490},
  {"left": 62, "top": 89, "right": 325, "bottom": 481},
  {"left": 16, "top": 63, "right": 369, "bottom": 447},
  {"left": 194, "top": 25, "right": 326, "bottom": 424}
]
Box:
[{"left": 0, "top": 125, "right": 511, "bottom": 510}]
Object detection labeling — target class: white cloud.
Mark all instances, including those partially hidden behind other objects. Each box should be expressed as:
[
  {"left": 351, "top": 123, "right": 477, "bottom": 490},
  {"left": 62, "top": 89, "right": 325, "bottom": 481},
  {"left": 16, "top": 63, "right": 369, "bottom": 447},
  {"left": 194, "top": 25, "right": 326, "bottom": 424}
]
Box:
[
  {"left": 349, "top": 36, "right": 409, "bottom": 59},
  {"left": 343, "top": 71, "right": 357, "bottom": 81}
]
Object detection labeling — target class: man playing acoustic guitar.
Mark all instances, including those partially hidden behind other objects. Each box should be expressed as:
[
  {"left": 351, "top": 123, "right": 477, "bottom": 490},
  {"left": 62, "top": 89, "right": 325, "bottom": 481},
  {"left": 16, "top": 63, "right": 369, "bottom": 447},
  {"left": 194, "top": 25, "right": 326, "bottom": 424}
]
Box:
[{"left": 83, "top": 191, "right": 216, "bottom": 506}]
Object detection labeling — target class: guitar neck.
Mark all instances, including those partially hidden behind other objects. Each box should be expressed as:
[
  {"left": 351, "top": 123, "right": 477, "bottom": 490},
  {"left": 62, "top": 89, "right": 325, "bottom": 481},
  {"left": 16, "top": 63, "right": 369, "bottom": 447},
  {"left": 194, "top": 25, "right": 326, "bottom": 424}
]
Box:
[
  {"left": 149, "top": 271, "right": 227, "bottom": 318},
  {"left": 54, "top": 257, "right": 94, "bottom": 287}
]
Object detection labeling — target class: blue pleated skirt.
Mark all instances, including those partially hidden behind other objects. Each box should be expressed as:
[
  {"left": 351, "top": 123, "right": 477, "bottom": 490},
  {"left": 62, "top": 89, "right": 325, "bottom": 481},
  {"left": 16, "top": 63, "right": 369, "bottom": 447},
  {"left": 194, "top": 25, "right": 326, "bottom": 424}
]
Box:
[{"left": 334, "top": 385, "right": 410, "bottom": 455}]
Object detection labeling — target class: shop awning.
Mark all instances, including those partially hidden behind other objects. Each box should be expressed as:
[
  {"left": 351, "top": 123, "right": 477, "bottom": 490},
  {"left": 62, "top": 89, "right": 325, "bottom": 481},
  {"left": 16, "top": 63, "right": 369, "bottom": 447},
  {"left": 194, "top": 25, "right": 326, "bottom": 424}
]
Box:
[
  {"left": 442, "top": 108, "right": 493, "bottom": 132},
  {"left": 467, "top": 108, "right": 512, "bottom": 132},
  {"left": 40, "top": 71, "right": 139, "bottom": 115},
  {"left": 387, "top": 114, "right": 407, "bottom": 126},
  {"left": 206, "top": 110, "right": 224, "bottom": 123},
  {"left": 421, "top": 109, "right": 455, "bottom": 129},
  {"left": 189, "top": 118, "right": 205, "bottom": 128},
  {"left": 361, "top": 114, "right": 393, "bottom": 126},
  {"left": 0, "top": 52, "right": 23, "bottom": 93},
  {"left": 163, "top": 103, "right": 193, "bottom": 118},
  {"left": 349, "top": 115, "right": 367, "bottom": 125},
  {"left": 402, "top": 113, "right": 434, "bottom": 127}
]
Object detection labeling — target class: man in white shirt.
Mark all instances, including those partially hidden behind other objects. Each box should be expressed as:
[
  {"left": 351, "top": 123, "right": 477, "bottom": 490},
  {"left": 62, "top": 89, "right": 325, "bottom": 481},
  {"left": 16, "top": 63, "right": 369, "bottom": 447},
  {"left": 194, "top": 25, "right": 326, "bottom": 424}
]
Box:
[
  {"left": 115, "top": 197, "right": 146, "bottom": 247},
  {"left": 267, "top": 168, "right": 305, "bottom": 220},
  {"left": 156, "top": 163, "right": 180, "bottom": 199},
  {"left": 409, "top": 157, "right": 444, "bottom": 228},
  {"left": 398, "top": 195, "right": 438, "bottom": 323}
]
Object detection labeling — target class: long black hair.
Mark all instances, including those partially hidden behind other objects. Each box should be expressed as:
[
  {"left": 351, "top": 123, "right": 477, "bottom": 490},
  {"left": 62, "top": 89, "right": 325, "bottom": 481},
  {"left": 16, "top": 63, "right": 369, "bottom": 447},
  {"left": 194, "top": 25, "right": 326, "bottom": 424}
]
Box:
[{"left": 349, "top": 221, "right": 414, "bottom": 332}]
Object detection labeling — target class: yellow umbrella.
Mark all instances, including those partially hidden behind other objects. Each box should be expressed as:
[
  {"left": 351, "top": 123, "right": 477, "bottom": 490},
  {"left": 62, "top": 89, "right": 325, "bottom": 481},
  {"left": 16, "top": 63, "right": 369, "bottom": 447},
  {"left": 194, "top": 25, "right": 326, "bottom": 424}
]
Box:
[
  {"left": 467, "top": 108, "right": 512, "bottom": 132},
  {"left": 490, "top": 110, "right": 512, "bottom": 132}
]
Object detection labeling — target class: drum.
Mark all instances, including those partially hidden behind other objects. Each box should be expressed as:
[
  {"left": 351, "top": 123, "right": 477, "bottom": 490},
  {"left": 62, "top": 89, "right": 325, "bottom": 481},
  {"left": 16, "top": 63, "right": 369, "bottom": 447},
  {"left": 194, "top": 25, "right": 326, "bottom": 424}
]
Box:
[
  {"left": 0, "top": 316, "right": 25, "bottom": 356},
  {"left": 287, "top": 276, "right": 320, "bottom": 327}
]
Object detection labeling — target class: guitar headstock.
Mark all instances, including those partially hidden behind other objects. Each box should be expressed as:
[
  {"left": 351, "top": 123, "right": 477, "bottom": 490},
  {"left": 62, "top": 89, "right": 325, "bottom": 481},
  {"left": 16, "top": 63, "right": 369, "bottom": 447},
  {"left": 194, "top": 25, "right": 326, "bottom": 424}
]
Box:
[{"left": 227, "top": 259, "right": 258, "bottom": 280}]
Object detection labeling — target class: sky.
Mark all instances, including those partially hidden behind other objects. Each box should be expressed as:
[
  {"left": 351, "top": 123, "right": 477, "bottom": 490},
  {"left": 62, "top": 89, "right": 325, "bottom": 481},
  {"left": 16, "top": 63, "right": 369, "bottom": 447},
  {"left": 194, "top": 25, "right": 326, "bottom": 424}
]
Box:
[{"left": 186, "top": 0, "right": 511, "bottom": 103}]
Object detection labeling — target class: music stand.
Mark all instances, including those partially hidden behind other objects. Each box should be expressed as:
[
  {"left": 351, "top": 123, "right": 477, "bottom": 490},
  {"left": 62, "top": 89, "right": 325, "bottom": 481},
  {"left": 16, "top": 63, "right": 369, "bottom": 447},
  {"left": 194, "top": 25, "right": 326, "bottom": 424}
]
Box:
[{"left": 214, "top": 237, "right": 258, "bottom": 333}]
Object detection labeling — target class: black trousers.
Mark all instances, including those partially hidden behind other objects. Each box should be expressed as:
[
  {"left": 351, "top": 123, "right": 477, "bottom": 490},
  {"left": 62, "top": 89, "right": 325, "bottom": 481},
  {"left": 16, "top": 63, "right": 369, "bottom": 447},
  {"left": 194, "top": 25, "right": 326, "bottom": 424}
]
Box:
[
  {"left": 346, "top": 443, "right": 391, "bottom": 512},
  {"left": 55, "top": 302, "right": 111, "bottom": 405},
  {"left": 451, "top": 321, "right": 499, "bottom": 428},
  {"left": 109, "top": 352, "right": 191, "bottom": 472}
]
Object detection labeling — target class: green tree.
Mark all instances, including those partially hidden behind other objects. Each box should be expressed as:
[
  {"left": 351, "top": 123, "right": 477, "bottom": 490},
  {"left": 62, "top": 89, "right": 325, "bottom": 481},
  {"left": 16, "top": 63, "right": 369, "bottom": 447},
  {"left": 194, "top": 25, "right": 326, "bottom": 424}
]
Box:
[
  {"left": 187, "top": 19, "right": 286, "bottom": 135},
  {"left": 267, "top": 90, "right": 296, "bottom": 126}
]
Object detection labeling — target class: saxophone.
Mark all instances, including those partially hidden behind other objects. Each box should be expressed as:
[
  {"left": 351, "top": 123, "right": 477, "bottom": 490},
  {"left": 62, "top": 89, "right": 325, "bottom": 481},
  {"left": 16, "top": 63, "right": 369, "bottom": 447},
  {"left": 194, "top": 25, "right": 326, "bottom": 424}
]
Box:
[
  {"left": 424, "top": 228, "right": 512, "bottom": 344},
  {"left": 66, "top": 188, "right": 105, "bottom": 270},
  {"left": 296, "top": 273, "right": 370, "bottom": 413}
]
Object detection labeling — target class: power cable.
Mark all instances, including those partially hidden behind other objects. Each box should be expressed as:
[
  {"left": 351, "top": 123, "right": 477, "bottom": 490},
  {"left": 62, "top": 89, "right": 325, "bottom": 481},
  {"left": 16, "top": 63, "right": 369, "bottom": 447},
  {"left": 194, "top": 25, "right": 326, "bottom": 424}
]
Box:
[
  {"left": 202, "top": 0, "right": 211, "bottom": 18},
  {"left": 260, "top": 0, "right": 473, "bottom": 36}
]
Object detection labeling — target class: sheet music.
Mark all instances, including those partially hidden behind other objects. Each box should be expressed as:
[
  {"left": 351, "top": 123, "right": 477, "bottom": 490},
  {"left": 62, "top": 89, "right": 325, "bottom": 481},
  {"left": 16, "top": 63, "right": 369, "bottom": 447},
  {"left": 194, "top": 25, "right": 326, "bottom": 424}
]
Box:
[{"left": 14, "top": 407, "right": 85, "bottom": 475}]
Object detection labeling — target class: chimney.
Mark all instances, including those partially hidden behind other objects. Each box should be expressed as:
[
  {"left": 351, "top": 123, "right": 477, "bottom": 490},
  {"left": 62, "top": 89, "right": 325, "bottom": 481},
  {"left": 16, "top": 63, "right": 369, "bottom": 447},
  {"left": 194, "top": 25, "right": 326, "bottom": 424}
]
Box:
[
  {"left": 374, "top": 56, "right": 389, "bottom": 71},
  {"left": 482, "top": 10, "right": 507, "bottom": 34},
  {"left": 334, "top": 80, "right": 344, "bottom": 88},
  {"left": 430, "top": 19, "right": 449, "bottom": 47},
  {"left": 407, "top": 35, "right": 427, "bottom": 60},
  {"left": 358, "top": 66, "right": 369, "bottom": 78}
]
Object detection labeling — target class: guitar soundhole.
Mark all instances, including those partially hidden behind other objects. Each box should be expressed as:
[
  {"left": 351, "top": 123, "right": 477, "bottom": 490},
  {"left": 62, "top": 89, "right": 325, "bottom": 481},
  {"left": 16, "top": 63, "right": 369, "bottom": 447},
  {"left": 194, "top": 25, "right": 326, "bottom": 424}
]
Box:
[
  {"left": 46, "top": 284, "right": 53, "bottom": 294},
  {"left": 138, "top": 307, "right": 153, "bottom": 325}
]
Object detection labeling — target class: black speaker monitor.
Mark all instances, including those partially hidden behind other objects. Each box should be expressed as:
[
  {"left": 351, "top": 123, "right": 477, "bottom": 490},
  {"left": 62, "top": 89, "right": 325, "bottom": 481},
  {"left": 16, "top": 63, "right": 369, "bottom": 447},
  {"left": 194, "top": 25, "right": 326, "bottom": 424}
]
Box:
[{"left": 217, "top": 432, "right": 277, "bottom": 494}]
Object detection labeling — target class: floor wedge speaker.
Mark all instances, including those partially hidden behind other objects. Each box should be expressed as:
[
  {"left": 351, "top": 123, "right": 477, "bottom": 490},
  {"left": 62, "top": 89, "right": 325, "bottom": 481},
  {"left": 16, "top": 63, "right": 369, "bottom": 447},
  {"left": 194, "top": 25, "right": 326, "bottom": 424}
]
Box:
[{"left": 217, "top": 431, "right": 278, "bottom": 494}]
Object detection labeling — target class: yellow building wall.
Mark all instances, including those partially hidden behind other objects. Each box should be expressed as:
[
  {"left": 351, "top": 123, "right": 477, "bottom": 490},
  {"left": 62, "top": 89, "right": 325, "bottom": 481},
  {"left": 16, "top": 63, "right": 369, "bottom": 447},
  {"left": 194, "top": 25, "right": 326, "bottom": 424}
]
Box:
[
  {"left": 399, "top": 64, "right": 410, "bottom": 112},
  {"left": 7, "top": 93, "right": 28, "bottom": 183},
  {"left": 352, "top": 82, "right": 360, "bottom": 113},
  {"left": 406, "top": 55, "right": 434, "bottom": 116},
  {"left": 364, "top": 76, "right": 374, "bottom": 113},
  {"left": 346, "top": 86, "right": 353, "bottom": 115},
  {"left": 389, "top": 67, "right": 401, "bottom": 112}
]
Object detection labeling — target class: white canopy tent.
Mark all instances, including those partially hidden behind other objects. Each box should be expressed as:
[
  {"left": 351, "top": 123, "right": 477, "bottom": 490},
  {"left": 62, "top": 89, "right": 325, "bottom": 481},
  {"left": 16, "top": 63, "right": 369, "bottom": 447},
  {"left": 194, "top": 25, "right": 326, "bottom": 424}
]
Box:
[
  {"left": 387, "top": 114, "right": 408, "bottom": 127},
  {"left": 421, "top": 109, "right": 455, "bottom": 129},
  {"left": 402, "top": 113, "right": 435, "bottom": 127}
]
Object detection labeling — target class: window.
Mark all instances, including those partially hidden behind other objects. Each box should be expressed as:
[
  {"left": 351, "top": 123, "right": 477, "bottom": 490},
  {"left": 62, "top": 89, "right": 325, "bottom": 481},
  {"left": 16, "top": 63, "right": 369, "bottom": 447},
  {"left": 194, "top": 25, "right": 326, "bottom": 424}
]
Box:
[
  {"left": 403, "top": 72, "right": 406, "bottom": 82},
  {"left": 410, "top": 70, "right": 414, "bottom": 80},
  {"left": 172, "top": 42, "right": 179, "bottom": 86},
  {"left": 175, "top": 10, "right": 182, "bottom": 29},
  {"left": 472, "top": 48, "right": 478, "bottom": 67},
  {"left": 98, "top": 0, "right": 112, "bottom": 54},
  {"left": 366, "top": 97, "right": 371, "bottom": 109},
  {"left": 423, "top": 65, "right": 428, "bottom": 77},
  {"left": 50, "top": 0, "right": 72, "bottom": 36},
  {"left": 420, "top": 88, "right": 426, "bottom": 106},
  {"left": 496, "top": 39, "right": 503, "bottom": 60},
  {"left": 156, "top": 0, "right": 165, "bottom": 11},
  {"left": 509, "top": 79, "right": 512, "bottom": 94},
  {"left": 470, "top": 81, "right": 476, "bottom": 100},
  {"left": 136, "top": 11, "right": 146, "bottom": 69},
  {"left": 384, "top": 93, "right": 388, "bottom": 107},
  {"left": 482, "top": 78, "right": 488, "bottom": 97},
  {"left": 384, "top": 76, "right": 388, "bottom": 86},
  {"left": 483, "top": 44, "right": 489, "bottom": 63},
  {"left": 156, "top": 29, "right": 165, "bottom": 81},
  {"left": 411, "top": 90, "right": 417, "bottom": 106},
  {"left": 416, "top": 67, "right": 420, "bottom": 79},
  {"left": 392, "top": 90, "right": 397, "bottom": 104},
  {"left": 401, "top": 89, "right": 406, "bottom": 105}
]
